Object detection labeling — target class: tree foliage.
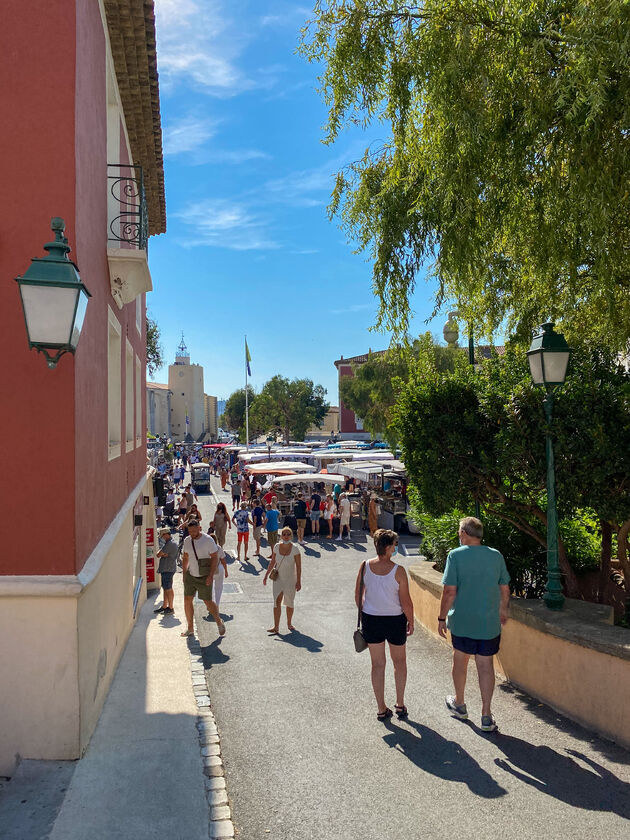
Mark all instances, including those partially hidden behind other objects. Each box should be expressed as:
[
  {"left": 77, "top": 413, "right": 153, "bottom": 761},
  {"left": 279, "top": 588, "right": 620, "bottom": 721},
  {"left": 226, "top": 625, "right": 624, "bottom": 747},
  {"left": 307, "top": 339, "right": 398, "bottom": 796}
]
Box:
[
  {"left": 250, "top": 376, "right": 329, "bottom": 444},
  {"left": 146, "top": 314, "right": 163, "bottom": 377},
  {"left": 301, "top": 1, "right": 630, "bottom": 350},
  {"left": 339, "top": 334, "right": 463, "bottom": 440},
  {"left": 224, "top": 386, "right": 258, "bottom": 441},
  {"left": 394, "top": 343, "right": 630, "bottom": 598}
]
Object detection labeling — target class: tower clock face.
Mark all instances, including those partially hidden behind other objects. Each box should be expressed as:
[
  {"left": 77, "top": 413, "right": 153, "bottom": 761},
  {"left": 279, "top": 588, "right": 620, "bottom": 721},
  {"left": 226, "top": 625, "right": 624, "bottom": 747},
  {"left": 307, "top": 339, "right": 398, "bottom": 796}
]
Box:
[{"left": 179, "top": 371, "right": 184, "bottom": 377}]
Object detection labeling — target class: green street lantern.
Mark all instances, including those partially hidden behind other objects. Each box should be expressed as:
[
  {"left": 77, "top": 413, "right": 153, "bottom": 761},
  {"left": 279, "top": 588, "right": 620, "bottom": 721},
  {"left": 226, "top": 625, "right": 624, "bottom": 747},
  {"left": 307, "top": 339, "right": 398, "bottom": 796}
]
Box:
[
  {"left": 526, "top": 321, "right": 571, "bottom": 387},
  {"left": 16, "top": 217, "right": 91, "bottom": 369},
  {"left": 527, "top": 321, "right": 571, "bottom": 610}
]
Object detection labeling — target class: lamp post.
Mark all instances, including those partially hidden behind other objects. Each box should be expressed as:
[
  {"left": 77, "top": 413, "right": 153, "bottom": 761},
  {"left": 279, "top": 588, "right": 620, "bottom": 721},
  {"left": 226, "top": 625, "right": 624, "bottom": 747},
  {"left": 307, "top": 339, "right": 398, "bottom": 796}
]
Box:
[
  {"left": 443, "top": 311, "right": 480, "bottom": 518},
  {"left": 15, "top": 218, "right": 91, "bottom": 369},
  {"left": 527, "top": 321, "right": 571, "bottom": 610},
  {"left": 266, "top": 435, "right": 274, "bottom": 461}
]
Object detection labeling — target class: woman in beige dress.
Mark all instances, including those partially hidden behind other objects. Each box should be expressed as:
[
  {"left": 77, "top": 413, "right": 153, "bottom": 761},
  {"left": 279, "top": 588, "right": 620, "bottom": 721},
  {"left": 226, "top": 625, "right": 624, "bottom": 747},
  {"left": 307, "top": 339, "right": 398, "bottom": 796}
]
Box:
[
  {"left": 263, "top": 526, "right": 302, "bottom": 634},
  {"left": 212, "top": 502, "right": 231, "bottom": 548}
]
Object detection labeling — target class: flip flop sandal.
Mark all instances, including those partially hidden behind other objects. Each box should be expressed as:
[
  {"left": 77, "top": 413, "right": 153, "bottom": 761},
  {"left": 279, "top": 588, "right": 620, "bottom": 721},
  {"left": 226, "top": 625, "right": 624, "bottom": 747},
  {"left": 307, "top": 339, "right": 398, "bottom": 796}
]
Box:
[
  {"left": 180, "top": 630, "right": 194, "bottom": 637},
  {"left": 377, "top": 708, "right": 393, "bottom": 722},
  {"left": 217, "top": 620, "right": 226, "bottom": 637},
  {"left": 395, "top": 705, "right": 408, "bottom": 719}
]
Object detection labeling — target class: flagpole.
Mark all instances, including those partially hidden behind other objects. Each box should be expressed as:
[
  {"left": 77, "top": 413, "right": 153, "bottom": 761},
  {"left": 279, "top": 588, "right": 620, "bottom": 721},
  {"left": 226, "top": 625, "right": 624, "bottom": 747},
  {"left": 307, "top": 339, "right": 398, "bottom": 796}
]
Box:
[{"left": 245, "top": 335, "right": 249, "bottom": 451}]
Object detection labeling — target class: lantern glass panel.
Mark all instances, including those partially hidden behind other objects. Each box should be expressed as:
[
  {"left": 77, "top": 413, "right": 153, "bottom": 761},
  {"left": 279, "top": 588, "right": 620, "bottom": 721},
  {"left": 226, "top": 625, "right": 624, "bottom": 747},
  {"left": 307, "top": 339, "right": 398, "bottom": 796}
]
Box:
[
  {"left": 542, "top": 351, "right": 570, "bottom": 385},
  {"left": 528, "top": 352, "right": 544, "bottom": 385},
  {"left": 20, "top": 284, "right": 79, "bottom": 346},
  {"left": 71, "top": 289, "right": 90, "bottom": 348}
]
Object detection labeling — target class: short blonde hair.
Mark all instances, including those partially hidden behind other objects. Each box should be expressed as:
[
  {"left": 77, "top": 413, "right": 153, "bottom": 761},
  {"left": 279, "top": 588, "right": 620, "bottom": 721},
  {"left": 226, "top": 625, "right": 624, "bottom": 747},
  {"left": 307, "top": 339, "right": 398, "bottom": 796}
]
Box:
[
  {"left": 459, "top": 517, "right": 483, "bottom": 539},
  {"left": 281, "top": 526, "right": 293, "bottom": 538}
]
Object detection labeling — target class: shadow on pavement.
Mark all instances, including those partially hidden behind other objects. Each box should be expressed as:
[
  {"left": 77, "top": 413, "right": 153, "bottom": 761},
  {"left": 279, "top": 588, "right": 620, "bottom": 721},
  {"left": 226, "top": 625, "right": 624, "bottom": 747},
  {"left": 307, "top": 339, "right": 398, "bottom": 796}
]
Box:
[
  {"left": 235, "top": 559, "right": 261, "bottom": 576},
  {"left": 382, "top": 719, "right": 508, "bottom": 799},
  {"left": 199, "top": 637, "right": 230, "bottom": 669},
  {"left": 497, "top": 683, "right": 630, "bottom": 765},
  {"left": 303, "top": 547, "right": 322, "bottom": 557},
  {"left": 273, "top": 630, "right": 324, "bottom": 653},
  {"left": 490, "top": 736, "right": 630, "bottom": 818}
]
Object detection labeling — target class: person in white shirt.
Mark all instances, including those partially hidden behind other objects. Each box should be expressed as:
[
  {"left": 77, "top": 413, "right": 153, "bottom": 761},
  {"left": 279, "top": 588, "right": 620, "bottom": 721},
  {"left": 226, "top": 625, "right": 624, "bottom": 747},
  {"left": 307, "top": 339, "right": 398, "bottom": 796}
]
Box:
[
  {"left": 181, "top": 520, "right": 225, "bottom": 638},
  {"left": 337, "top": 492, "right": 351, "bottom": 541}
]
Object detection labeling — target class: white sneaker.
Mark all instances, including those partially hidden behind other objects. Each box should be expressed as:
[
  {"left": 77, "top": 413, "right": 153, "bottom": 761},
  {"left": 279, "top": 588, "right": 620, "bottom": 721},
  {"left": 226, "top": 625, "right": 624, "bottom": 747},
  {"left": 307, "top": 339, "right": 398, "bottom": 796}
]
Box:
[{"left": 336, "top": 536, "right": 343, "bottom": 541}]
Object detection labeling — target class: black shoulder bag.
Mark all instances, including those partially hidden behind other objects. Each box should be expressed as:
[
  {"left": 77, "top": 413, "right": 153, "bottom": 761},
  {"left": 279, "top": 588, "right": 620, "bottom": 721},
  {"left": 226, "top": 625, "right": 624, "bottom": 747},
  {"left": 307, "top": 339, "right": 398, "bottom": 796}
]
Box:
[{"left": 353, "top": 561, "right": 368, "bottom": 652}]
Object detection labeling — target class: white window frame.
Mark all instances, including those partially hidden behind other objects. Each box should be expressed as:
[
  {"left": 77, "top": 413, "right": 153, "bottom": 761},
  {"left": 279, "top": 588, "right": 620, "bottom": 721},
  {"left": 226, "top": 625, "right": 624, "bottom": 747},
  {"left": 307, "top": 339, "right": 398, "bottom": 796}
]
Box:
[
  {"left": 135, "top": 354, "right": 142, "bottom": 446},
  {"left": 125, "top": 339, "right": 134, "bottom": 452},
  {"left": 108, "top": 307, "right": 122, "bottom": 460}
]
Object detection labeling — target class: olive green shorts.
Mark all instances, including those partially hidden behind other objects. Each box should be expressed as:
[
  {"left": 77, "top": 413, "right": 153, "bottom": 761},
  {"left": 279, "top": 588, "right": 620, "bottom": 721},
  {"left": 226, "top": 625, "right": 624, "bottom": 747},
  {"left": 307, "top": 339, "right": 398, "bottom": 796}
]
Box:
[
  {"left": 267, "top": 530, "right": 279, "bottom": 548},
  {"left": 183, "top": 570, "right": 214, "bottom": 601}
]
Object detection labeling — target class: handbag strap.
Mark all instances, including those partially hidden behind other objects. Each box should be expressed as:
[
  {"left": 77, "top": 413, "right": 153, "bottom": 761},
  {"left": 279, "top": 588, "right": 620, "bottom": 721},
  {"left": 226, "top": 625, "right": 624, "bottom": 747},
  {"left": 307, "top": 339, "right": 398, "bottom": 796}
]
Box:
[{"left": 357, "top": 561, "right": 366, "bottom": 629}]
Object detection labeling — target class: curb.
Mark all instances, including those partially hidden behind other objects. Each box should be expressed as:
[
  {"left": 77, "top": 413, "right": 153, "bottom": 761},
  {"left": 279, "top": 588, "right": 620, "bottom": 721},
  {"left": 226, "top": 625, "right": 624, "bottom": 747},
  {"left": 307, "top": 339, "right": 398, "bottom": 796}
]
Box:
[{"left": 187, "top": 629, "right": 235, "bottom": 839}]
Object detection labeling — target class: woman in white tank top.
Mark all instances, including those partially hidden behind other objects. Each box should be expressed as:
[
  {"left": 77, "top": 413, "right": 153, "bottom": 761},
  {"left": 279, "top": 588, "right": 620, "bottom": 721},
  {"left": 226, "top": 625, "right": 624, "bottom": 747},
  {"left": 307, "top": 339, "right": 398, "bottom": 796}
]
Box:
[{"left": 355, "top": 529, "right": 414, "bottom": 721}]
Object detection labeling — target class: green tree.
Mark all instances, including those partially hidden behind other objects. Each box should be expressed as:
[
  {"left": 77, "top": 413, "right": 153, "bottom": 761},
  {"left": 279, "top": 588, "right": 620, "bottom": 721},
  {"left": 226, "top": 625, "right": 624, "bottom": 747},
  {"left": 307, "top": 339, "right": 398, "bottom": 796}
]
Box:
[
  {"left": 250, "top": 376, "right": 329, "bottom": 444},
  {"left": 302, "top": 1, "right": 630, "bottom": 350},
  {"left": 224, "top": 386, "right": 257, "bottom": 441},
  {"left": 146, "top": 314, "right": 163, "bottom": 377},
  {"left": 394, "top": 344, "right": 630, "bottom": 599},
  {"left": 339, "top": 335, "right": 461, "bottom": 440}
]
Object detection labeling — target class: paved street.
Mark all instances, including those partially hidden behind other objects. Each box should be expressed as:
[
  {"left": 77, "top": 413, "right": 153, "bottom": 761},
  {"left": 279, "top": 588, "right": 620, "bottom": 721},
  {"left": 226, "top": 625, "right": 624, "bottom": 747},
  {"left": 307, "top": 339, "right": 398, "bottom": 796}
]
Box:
[{"left": 193, "top": 474, "right": 630, "bottom": 840}]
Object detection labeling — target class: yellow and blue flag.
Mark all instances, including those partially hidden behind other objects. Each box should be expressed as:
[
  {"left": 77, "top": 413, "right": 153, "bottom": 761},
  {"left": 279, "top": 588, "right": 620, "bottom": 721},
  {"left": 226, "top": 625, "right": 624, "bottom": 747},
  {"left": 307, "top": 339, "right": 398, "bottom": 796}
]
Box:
[{"left": 245, "top": 339, "right": 252, "bottom": 376}]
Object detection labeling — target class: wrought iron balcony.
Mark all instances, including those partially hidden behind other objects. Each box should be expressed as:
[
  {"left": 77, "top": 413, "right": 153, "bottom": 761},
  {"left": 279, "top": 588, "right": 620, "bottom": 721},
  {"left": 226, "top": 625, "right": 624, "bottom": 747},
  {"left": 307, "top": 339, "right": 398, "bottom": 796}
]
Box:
[{"left": 107, "top": 164, "right": 148, "bottom": 252}]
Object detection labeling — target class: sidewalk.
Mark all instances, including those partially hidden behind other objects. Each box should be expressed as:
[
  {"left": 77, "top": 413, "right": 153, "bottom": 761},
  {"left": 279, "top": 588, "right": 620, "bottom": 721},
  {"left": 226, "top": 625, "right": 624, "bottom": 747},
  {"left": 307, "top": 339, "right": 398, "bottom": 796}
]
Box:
[{"left": 0, "top": 574, "right": 210, "bottom": 840}]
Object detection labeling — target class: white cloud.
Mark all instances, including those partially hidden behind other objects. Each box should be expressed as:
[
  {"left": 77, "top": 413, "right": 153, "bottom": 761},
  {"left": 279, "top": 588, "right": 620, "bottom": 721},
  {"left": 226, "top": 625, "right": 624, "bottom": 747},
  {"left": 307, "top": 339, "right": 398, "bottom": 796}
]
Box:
[
  {"left": 175, "top": 198, "right": 280, "bottom": 251},
  {"left": 155, "top": 0, "right": 253, "bottom": 96},
  {"left": 163, "top": 116, "right": 218, "bottom": 156},
  {"left": 260, "top": 6, "right": 311, "bottom": 27},
  {"left": 331, "top": 303, "right": 374, "bottom": 315}
]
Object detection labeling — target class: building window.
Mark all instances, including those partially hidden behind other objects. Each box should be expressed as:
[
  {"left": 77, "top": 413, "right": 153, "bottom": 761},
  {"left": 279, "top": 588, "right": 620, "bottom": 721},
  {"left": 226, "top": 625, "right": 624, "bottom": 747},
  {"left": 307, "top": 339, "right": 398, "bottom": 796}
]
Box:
[
  {"left": 135, "top": 354, "right": 142, "bottom": 446},
  {"left": 126, "top": 339, "right": 134, "bottom": 452},
  {"left": 108, "top": 307, "right": 122, "bottom": 459}
]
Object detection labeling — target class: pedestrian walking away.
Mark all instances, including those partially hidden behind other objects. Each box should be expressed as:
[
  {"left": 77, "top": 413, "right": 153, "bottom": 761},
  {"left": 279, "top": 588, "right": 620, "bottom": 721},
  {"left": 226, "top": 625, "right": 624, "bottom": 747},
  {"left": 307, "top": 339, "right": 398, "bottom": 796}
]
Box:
[
  {"left": 310, "top": 489, "right": 321, "bottom": 537},
  {"left": 338, "top": 491, "right": 351, "bottom": 541},
  {"left": 232, "top": 501, "right": 254, "bottom": 564},
  {"left": 265, "top": 500, "right": 280, "bottom": 558},
  {"left": 250, "top": 497, "right": 266, "bottom": 555},
  {"left": 293, "top": 492, "right": 308, "bottom": 545},
  {"left": 212, "top": 501, "right": 232, "bottom": 548},
  {"left": 439, "top": 516, "right": 511, "bottom": 732},
  {"left": 154, "top": 528, "right": 178, "bottom": 615},
  {"left": 231, "top": 477, "right": 241, "bottom": 511},
  {"left": 356, "top": 528, "right": 414, "bottom": 721},
  {"left": 263, "top": 526, "right": 302, "bottom": 634},
  {"left": 180, "top": 519, "right": 225, "bottom": 637},
  {"left": 207, "top": 525, "right": 228, "bottom": 610}
]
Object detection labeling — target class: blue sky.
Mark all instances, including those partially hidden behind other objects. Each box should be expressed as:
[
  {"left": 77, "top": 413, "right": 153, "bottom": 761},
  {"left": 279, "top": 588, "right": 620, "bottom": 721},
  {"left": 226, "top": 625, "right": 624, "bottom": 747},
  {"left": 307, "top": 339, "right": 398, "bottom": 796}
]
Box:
[{"left": 148, "top": 0, "right": 439, "bottom": 403}]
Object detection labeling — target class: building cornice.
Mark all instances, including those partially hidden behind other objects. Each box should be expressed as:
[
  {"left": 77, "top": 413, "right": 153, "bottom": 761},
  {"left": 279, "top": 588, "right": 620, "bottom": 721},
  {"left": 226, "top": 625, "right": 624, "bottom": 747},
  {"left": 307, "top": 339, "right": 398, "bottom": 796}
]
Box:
[{"left": 104, "top": 0, "right": 166, "bottom": 236}]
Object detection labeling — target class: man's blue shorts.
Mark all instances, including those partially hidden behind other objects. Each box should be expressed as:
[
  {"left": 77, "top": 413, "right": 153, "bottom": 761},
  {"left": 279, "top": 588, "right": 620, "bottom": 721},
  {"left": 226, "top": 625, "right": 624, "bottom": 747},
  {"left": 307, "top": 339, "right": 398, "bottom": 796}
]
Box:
[
  {"left": 451, "top": 633, "right": 501, "bottom": 656},
  {"left": 160, "top": 571, "right": 174, "bottom": 590},
  {"left": 310, "top": 511, "right": 321, "bottom": 521}
]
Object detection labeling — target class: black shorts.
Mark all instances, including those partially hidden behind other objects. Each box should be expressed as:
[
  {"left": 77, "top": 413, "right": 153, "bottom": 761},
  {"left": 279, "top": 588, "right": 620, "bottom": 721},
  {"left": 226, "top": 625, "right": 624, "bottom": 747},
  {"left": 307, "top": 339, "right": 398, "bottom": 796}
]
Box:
[
  {"left": 361, "top": 612, "right": 407, "bottom": 646},
  {"left": 451, "top": 633, "right": 501, "bottom": 656}
]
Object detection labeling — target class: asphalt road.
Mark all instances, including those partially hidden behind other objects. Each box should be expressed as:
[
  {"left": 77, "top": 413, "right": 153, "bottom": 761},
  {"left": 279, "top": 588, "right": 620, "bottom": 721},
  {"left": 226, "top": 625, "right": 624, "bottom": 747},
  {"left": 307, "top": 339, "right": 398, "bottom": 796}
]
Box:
[{"left": 193, "top": 474, "right": 630, "bottom": 840}]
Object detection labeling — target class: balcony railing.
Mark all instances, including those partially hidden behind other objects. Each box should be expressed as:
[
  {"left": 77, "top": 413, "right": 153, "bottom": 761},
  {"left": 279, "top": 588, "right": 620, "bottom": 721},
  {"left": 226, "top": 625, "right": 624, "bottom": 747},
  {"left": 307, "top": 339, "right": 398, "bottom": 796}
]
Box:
[{"left": 107, "top": 164, "right": 148, "bottom": 252}]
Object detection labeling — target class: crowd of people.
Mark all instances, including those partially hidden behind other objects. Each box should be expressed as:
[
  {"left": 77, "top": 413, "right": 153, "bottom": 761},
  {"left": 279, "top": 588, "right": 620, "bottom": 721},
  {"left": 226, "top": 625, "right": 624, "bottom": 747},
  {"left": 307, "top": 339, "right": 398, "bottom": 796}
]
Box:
[{"left": 153, "top": 458, "right": 510, "bottom": 731}]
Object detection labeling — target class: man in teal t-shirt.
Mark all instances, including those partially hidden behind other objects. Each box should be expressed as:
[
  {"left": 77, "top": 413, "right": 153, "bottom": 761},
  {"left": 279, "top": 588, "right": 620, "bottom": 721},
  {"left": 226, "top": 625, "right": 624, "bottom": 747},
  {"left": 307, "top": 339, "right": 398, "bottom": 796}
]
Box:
[{"left": 438, "top": 517, "right": 510, "bottom": 732}]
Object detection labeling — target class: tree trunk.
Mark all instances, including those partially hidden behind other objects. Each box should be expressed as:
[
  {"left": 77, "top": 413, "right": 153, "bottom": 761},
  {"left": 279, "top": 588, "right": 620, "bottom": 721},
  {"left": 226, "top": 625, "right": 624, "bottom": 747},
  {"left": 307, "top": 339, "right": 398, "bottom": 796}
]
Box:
[
  {"left": 598, "top": 520, "right": 612, "bottom": 604},
  {"left": 557, "top": 537, "right": 579, "bottom": 598}
]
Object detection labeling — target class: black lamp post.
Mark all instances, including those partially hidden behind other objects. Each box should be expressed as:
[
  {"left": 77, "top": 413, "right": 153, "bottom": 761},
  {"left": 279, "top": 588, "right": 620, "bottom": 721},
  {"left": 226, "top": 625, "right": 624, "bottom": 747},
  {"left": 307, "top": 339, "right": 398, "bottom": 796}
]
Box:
[
  {"left": 16, "top": 218, "right": 91, "bottom": 369},
  {"left": 527, "top": 321, "right": 571, "bottom": 610}
]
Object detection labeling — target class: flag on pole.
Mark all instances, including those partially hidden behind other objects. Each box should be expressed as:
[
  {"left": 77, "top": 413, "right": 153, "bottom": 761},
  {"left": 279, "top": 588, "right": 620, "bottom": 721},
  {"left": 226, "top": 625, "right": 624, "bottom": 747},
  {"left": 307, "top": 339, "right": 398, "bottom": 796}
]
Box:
[{"left": 245, "top": 339, "right": 252, "bottom": 376}]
